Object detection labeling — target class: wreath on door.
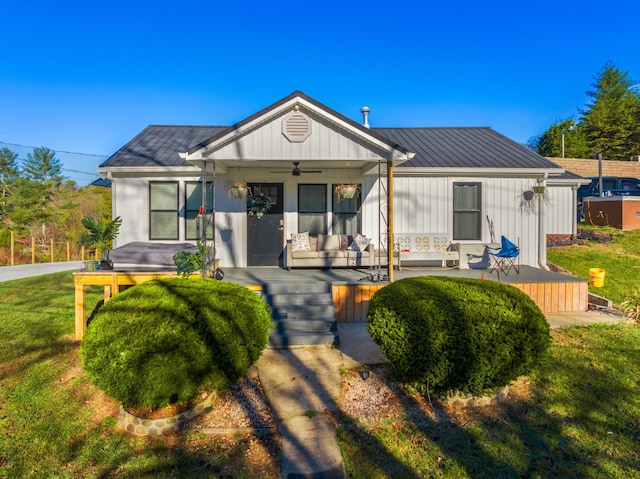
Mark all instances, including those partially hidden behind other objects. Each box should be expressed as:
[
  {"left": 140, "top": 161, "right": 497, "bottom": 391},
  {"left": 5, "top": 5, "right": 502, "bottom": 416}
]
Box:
[{"left": 247, "top": 190, "right": 272, "bottom": 219}]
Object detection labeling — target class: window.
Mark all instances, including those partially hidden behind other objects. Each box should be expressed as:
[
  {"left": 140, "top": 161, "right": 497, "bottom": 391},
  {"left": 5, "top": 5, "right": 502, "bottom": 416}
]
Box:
[
  {"left": 298, "top": 184, "right": 327, "bottom": 235},
  {"left": 332, "top": 184, "right": 360, "bottom": 235},
  {"left": 453, "top": 183, "right": 481, "bottom": 240},
  {"left": 149, "top": 182, "right": 178, "bottom": 240},
  {"left": 185, "top": 182, "right": 214, "bottom": 240}
]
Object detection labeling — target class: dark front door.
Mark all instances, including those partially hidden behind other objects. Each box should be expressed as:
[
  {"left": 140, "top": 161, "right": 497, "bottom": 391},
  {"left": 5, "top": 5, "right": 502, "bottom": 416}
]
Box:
[{"left": 247, "top": 183, "right": 284, "bottom": 266}]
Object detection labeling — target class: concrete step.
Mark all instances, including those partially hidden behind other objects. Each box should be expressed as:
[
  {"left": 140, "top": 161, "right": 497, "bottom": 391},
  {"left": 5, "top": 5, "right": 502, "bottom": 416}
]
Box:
[
  {"left": 271, "top": 318, "right": 337, "bottom": 333},
  {"left": 270, "top": 303, "right": 336, "bottom": 320},
  {"left": 265, "top": 292, "right": 334, "bottom": 306},
  {"left": 268, "top": 331, "right": 339, "bottom": 348},
  {"left": 263, "top": 284, "right": 339, "bottom": 347},
  {"left": 263, "top": 282, "right": 332, "bottom": 295}
]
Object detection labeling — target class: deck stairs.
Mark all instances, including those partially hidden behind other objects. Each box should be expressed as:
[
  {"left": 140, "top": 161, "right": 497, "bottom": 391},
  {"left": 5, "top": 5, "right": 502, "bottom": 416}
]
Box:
[{"left": 263, "top": 282, "right": 339, "bottom": 348}]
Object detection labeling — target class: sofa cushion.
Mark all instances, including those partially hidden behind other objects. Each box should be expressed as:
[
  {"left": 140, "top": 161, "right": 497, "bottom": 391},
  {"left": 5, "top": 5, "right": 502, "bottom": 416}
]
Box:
[
  {"left": 292, "top": 250, "right": 320, "bottom": 259},
  {"left": 291, "top": 231, "right": 310, "bottom": 251},
  {"left": 317, "top": 234, "right": 341, "bottom": 251},
  {"left": 308, "top": 236, "right": 318, "bottom": 251},
  {"left": 348, "top": 234, "right": 370, "bottom": 252},
  {"left": 318, "top": 250, "right": 347, "bottom": 259},
  {"left": 344, "top": 250, "right": 366, "bottom": 258}
]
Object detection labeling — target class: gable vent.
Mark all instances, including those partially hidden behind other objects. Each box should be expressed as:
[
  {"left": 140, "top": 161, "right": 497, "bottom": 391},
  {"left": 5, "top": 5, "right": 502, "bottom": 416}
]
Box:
[{"left": 282, "top": 108, "right": 311, "bottom": 143}]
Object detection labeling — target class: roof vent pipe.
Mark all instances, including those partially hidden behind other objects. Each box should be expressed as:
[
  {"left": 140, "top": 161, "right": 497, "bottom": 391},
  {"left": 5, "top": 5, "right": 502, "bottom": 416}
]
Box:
[{"left": 361, "top": 106, "right": 370, "bottom": 128}]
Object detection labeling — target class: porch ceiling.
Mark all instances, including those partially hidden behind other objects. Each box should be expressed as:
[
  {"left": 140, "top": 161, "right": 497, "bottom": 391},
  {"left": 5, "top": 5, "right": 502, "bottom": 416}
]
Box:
[{"left": 192, "top": 158, "right": 382, "bottom": 175}]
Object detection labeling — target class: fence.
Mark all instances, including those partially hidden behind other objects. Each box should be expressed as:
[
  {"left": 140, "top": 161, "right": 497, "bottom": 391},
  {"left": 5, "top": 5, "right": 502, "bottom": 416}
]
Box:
[
  {"left": 549, "top": 157, "right": 640, "bottom": 179},
  {"left": 0, "top": 231, "right": 97, "bottom": 266}
]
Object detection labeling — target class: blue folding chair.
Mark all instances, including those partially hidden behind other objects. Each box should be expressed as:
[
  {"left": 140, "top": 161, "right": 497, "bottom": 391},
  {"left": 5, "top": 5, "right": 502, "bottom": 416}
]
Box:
[{"left": 488, "top": 235, "right": 520, "bottom": 275}]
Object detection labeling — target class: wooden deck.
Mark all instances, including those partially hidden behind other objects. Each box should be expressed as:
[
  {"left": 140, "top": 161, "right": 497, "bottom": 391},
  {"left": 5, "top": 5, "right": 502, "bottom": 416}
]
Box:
[
  {"left": 74, "top": 265, "right": 588, "bottom": 339},
  {"left": 217, "top": 265, "right": 589, "bottom": 319}
]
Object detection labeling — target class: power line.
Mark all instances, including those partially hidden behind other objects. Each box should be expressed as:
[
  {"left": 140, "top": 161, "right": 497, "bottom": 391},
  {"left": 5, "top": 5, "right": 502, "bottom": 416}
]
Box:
[
  {"left": 12, "top": 155, "right": 101, "bottom": 178},
  {"left": 0, "top": 141, "right": 109, "bottom": 158},
  {"left": 62, "top": 168, "right": 101, "bottom": 177}
]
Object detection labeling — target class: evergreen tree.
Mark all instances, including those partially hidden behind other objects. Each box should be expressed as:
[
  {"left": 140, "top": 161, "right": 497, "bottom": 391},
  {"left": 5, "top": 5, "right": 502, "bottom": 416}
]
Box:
[
  {"left": 7, "top": 147, "right": 65, "bottom": 237},
  {"left": 529, "top": 118, "right": 589, "bottom": 158},
  {"left": 0, "top": 147, "right": 19, "bottom": 224},
  {"left": 581, "top": 63, "right": 640, "bottom": 160},
  {"left": 22, "top": 147, "right": 63, "bottom": 184}
]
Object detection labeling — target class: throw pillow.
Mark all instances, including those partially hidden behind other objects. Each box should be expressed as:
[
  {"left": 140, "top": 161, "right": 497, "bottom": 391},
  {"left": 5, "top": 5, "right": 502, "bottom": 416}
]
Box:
[
  {"left": 291, "top": 232, "right": 310, "bottom": 252},
  {"left": 339, "top": 234, "right": 354, "bottom": 250},
  {"left": 348, "top": 234, "right": 370, "bottom": 252}
]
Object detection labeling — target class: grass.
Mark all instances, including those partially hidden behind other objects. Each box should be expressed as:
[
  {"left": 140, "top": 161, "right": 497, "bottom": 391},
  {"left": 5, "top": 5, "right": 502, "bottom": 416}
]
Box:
[
  {"left": 548, "top": 227, "right": 640, "bottom": 305},
  {"left": 337, "top": 324, "right": 640, "bottom": 478},
  {"left": 0, "top": 272, "right": 279, "bottom": 478},
  {"left": 2, "top": 248, "right": 640, "bottom": 478},
  {"left": 335, "top": 227, "right": 640, "bottom": 477}
]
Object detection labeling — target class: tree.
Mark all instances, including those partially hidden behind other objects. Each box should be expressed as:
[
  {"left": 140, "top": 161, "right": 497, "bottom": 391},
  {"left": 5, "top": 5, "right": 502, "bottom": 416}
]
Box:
[
  {"left": 22, "top": 147, "right": 63, "bottom": 184},
  {"left": 7, "top": 147, "right": 65, "bottom": 237},
  {"left": 0, "top": 147, "right": 18, "bottom": 224},
  {"left": 528, "top": 118, "right": 589, "bottom": 158},
  {"left": 580, "top": 62, "right": 640, "bottom": 160}
]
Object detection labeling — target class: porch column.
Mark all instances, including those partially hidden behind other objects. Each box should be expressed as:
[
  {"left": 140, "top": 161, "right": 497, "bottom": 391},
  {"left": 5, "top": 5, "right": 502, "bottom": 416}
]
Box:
[
  {"left": 538, "top": 175, "right": 549, "bottom": 271},
  {"left": 387, "top": 157, "right": 394, "bottom": 282}
]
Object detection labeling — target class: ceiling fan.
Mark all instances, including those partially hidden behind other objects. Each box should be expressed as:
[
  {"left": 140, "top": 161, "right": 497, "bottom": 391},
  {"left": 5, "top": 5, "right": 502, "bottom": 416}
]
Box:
[{"left": 271, "top": 161, "right": 323, "bottom": 176}]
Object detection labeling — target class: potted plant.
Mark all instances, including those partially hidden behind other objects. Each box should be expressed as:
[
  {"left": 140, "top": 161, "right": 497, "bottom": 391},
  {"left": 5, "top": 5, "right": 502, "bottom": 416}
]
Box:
[
  {"left": 335, "top": 184, "right": 360, "bottom": 201},
  {"left": 81, "top": 216, "right": 122, "bottom": 270},
  {"left": 173, "top": 240, "right": 211, "bottom": 277},
  {"left": 229, "top": 182, "right": 249, "bottom": 199}
]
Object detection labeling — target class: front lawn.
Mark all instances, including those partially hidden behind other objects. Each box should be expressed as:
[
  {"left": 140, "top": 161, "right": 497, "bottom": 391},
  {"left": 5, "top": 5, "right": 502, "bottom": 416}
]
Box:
[
  {"left": 0, "top": 272, "right": 279, "bottom": 478},
  {"left": 337, "top": 324, "right": 640, "bottom": 478},
  {"left": 1, "top": 269, "right": 639, "bottom": 478},
  {"left": 548, "top": 227, "right": 640, "bottom": 305}
]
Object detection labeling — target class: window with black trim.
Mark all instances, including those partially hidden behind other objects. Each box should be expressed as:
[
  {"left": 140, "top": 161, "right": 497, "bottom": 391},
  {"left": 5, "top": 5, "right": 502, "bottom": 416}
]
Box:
[
  {"left": 332, "top": 184, "right": 360, "bottom": 235},
  {"left": 185, "top": 182, "right": 214, "bottom": 240},
  {"left": 453, "top": 182, "right": 481, "bottom": 240},
  {"left": 149, "top": 182, "right": 179, "bottom": 240},
  {"left": 298, "top": 184, "right": 327, "bottom": 235}
]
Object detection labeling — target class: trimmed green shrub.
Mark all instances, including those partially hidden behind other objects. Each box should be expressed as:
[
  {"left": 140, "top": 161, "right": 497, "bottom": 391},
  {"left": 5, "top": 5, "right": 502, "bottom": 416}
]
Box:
[
  {"left": 367, "top": 276, "right": 551, "bottom": 396},
  {"left": 80, "top": 277, "right": 271, "bottom": 409}
]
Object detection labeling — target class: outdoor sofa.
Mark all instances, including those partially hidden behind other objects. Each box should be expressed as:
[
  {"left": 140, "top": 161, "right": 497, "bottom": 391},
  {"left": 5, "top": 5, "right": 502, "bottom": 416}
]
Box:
[{"left": 285, "top": 233, "right": 374, "bottom": 269}]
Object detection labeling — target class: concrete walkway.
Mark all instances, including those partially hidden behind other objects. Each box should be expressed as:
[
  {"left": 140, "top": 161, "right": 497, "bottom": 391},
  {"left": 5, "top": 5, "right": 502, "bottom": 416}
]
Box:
[
  {"left": 256, "top": 309, "right": 629, "bottom": 478},
  {"left": 0, "top": 261, "right": 83, "bottom": 282},
  {"left": 256, "top": 348, "right": 347, "bottom": 478}
]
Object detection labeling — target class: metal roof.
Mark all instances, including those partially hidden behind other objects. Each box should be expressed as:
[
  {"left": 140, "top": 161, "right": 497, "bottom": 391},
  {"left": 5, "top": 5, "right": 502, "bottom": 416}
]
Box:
[
  {"left": 102, "top": 124, "right": 563, "bottom": 171},
  {"left": 371, "top": 127, "right": 562, "bottom": 170},
  {"left": 100, "top": 125, "right": 226, "bottom": 168},
  {"left": 99, "top": 94, "right": 562, "bottom": 173}
]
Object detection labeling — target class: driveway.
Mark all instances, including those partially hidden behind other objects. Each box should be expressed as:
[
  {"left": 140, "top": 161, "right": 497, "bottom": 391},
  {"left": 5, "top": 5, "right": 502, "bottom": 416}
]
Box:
[{"left": 0, "top": 261, "right": 83, "bottom": 282}]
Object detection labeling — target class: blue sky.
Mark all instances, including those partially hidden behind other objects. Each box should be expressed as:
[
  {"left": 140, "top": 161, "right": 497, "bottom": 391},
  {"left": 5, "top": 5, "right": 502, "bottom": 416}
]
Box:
[{"left": 1, "top": 0, "right": 639, "bottom": 184}]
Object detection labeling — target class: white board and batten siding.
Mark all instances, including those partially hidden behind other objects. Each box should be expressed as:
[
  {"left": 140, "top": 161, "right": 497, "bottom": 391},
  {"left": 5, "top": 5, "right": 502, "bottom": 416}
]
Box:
[
  {"left": 362, "top": 176, "right": 544, "bottom": 268},
  {"left": 545, "top": 186, "right": 577, "bottom": 235},
  {"left": 202, "top": 112, "right": 388, "bottom": 163},
  {"left": 113, "top": 171, "right": 561, "bottom": 269}
]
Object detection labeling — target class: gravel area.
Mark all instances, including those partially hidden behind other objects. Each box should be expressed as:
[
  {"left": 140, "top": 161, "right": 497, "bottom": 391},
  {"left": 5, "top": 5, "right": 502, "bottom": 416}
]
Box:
[{"left": 189, "top": 376, "right": 276, "bottom": 430}]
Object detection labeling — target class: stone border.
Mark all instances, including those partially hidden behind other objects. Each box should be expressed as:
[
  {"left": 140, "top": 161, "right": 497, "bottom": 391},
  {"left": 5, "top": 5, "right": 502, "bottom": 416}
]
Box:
[
  {"left": 444, "top": 386, "right": 509, "bottom": 408},
  {"left": 119, "top": 392, "right": 216, "bottom": 436}
]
